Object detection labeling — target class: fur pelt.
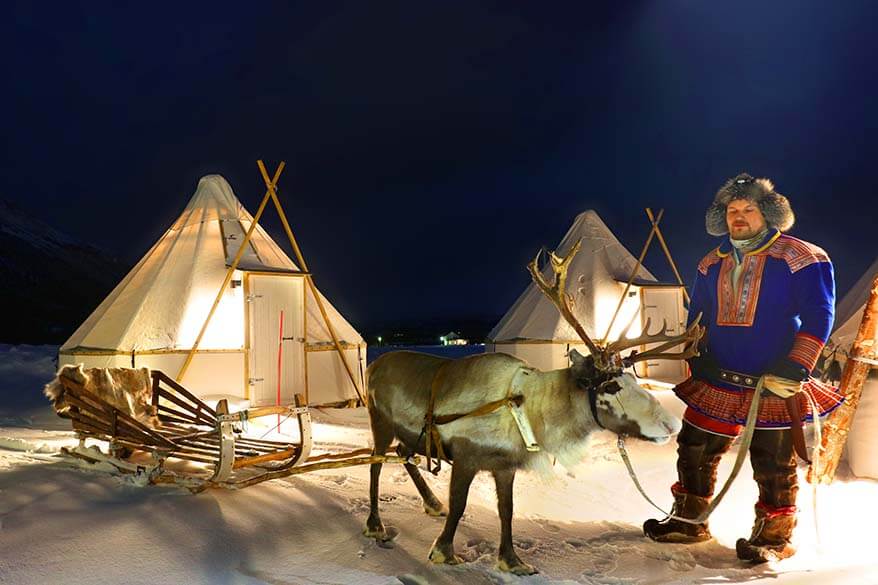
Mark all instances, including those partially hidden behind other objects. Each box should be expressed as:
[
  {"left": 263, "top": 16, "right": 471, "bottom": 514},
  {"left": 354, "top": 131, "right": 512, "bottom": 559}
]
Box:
[
  {"left": 705, "top": 172, "right": 795, "bottom": 236},
  {"left": 44, "top": 364, "right": 161, "bottom": 428}
]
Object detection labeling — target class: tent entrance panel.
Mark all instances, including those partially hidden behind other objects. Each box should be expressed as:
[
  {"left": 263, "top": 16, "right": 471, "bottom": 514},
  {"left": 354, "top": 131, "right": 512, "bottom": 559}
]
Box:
[
  {"left": 635, "top": 287, "right": 688, "bottom": 383},
  {"left": 247, "top": 274, "right": 305, "bottom": 407}
]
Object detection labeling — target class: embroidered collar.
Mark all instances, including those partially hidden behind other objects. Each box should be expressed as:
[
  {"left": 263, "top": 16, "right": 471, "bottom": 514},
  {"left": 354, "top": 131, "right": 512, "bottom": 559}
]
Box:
[{"left": 717, "top": 229, "right": 780, "bottom": 258}]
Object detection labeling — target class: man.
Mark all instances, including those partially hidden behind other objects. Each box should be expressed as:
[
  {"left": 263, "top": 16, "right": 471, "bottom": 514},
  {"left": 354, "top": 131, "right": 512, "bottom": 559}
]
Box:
[{"left": 643, "top": 172, "right": 843, "bottom": 562}]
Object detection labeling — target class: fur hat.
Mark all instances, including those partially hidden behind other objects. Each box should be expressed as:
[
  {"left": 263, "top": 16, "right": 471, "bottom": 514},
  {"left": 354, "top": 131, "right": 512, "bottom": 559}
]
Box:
[{"left": 705, "top": 172, "right": 795, "bottom": 236}]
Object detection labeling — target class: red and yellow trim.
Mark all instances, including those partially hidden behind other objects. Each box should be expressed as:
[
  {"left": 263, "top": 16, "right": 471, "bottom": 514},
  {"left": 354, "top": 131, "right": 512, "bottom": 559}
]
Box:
[
  {"left": 765, "top": 234, "right": 831, "bottom": 273},
  {"left": 756, "top": 501, "right": 797, "bottom": 519},
  {"left": 683, "top": 407, "right": 743, "bottom": 437},
  {"left": 697, "top": 247, "right": 724, "bottom": 275},
  {"left": 716, "top": 255, "right": 767, "bottom": 327},
  {"left": 788, "top": 332, "right": 825, "bottom": 371},
  {"left": 674, "top": 376, "right": 843, "bottom": 437}
]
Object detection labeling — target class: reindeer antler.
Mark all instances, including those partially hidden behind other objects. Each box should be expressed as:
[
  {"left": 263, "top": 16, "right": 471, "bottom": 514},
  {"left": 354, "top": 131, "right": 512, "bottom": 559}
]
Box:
[
  {"left": 609, "top": 313, "right": 705, "bottom": 366},
  {"left": 528, "top": 240, "right": 704, "bottom": 373},
  {"left": 527, "top": 239, "right": 604, "bottom": 363}
]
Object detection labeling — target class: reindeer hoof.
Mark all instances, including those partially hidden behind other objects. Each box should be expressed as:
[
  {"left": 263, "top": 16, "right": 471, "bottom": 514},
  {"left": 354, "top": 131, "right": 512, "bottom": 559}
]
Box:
[
  {"left": 429, "top": 543, "right": 463, "bottom": 565},
  {"left": 424, "top": 501, "right": 447, "bottom": 517},
  {"left": 497, "top": 557, "right": 538, "bottom": 575},
  {"left": 363, "top": 525, "right": 398, "bottom": 544}
]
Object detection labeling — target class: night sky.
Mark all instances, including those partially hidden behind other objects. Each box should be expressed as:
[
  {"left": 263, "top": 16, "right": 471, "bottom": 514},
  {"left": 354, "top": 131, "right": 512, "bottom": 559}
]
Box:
[{"left": 2, "top": 2, "right": 876, "bottom": 333}]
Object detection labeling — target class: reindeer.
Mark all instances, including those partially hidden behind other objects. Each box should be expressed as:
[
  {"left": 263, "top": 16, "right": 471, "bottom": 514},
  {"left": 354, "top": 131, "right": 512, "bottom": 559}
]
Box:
[{"left": 364, "top": 240, "right": 703, "bottom": 575}]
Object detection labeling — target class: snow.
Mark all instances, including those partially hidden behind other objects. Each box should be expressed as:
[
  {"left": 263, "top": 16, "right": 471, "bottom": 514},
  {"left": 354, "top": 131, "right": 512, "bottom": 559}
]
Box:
[{"left": 2, "top": 346, "right": 878, "bottom": 584}]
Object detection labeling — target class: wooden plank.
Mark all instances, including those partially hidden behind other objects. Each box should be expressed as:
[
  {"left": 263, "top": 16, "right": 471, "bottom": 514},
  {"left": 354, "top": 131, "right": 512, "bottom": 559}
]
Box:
[
  {"left": 232, "top": 449, "right": 297, "bottom": 469},
  {"left": 305, "top": 447, "right": 374, "bottom": 462},
  {"left": 155, "top": 389, "right": 215, "bottom": 426},
  {"left": 65, "top": 395, "right": 159, "bottom": 445},
  {"left": 61, "top": 381, "right": 178, "bottom": 449},
  {"left": 226, "top": 454, "right": 410, "bottom": 489},
  {"left": 154, "top": 371, "right": 219, "bottom": 419},
  {"left": 156, "top": 410, "right": 207, "bottom": 428}
]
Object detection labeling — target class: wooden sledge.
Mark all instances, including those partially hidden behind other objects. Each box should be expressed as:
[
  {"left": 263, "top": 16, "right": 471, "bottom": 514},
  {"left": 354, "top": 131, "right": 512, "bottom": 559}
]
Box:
[{"left": 56, "top": 370, "right": 410, "bottom": 491}]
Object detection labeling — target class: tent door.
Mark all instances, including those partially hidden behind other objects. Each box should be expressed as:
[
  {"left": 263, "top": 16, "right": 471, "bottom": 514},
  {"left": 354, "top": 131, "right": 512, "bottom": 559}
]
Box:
[
  {"left": 247, "top": 275, "right": 305, "bottom": 407},
  {"left": 635, "top": 288, "right": 688, "bottom": 383}
]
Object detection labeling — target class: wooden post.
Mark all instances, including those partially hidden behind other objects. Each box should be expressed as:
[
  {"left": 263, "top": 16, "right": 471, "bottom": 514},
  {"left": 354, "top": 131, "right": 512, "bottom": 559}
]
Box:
[
  {"left": 808, "top": 274, "right": 878, "bottom": 484},
  {"left": 645, "top": 208, "right": 690, "bottom": 305}
]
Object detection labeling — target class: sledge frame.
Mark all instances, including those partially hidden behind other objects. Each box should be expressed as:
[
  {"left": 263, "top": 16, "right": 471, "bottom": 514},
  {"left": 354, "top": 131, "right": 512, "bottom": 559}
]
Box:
[{"left": 58, "top": 370, "right": 409, "bottom": 491}]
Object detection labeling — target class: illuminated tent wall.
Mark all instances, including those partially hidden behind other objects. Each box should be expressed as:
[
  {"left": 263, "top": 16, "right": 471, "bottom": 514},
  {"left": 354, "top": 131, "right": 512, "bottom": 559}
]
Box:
[
  {"left": 486, "top": 210, "right": 688, "bottom": 383},
  {"left": 59, "top": 175, "right": 365, "bottom": 407},
  {"left": 830, "top": 256, "right": 878, "bottom": 479},
  {"left": 830, "top": 255, "right": 878, "bottom": 351}
]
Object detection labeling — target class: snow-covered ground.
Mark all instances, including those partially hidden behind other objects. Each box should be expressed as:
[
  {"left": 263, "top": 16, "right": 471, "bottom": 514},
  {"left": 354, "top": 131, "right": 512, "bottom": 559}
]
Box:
[{"left": 1, "top": 345, "right": 877, "bottom": 585}]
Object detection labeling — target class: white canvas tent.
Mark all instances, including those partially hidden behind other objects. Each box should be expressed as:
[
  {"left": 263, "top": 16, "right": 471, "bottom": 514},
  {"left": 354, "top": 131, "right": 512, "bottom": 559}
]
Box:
[
  {"left": 60, "top": 174, "right": 365, "bottom": 406},
  {"left": 830, "top": 256, "right": 878, "bottom": 351},
  {"left": 487, "top": 210, "right": 688, "bottom": 383}
]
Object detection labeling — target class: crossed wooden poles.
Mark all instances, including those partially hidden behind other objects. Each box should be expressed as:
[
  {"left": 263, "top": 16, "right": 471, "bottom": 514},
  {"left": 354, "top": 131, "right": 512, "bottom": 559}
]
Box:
[
  {"left": 600, "top": 208, "right": 689, "bottom": 344},
  {"left": 175, "top": 161, "right": 365, "bottom": 405}
]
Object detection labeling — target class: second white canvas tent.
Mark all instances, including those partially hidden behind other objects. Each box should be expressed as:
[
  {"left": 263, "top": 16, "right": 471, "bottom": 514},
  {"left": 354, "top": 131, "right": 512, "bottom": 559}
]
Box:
[
  {"left": 59, "top": 174, "right": 364, "bottom": 406},
  {"left": 830, "top": 255, "right": 878, "bottom": 351},
  {"left": 487, "top": 210, "right": 688, "bottom": 383}
]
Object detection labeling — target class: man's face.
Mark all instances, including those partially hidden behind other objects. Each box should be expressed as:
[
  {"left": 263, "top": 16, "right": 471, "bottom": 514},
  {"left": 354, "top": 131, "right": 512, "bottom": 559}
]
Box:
[{"left": 726, "top": 199, "right": 767, "bottom": 239}]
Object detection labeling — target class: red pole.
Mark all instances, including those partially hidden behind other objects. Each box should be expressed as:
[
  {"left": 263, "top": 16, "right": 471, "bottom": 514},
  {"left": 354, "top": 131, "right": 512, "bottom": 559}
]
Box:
[{"left": 277, "top": 310, "right": 284, "bottom": 431}]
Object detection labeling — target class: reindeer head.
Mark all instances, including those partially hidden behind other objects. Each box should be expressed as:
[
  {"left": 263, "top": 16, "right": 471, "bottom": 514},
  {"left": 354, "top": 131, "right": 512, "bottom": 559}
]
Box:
[
  {"left": 569, "top": 349, "right": 681, "bottom": 443},
  {"left": 528, "top": 240, "right": 700, "bottom": 443}
]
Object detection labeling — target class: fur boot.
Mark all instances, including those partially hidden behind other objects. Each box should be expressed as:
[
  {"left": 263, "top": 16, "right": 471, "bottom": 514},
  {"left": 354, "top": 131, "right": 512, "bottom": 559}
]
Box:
[
  {"left": 736, "top": 503, "right": 797, "bottom": 563},
  {"left": 643, "top": 483, "right": 712, "bottom": 543}
]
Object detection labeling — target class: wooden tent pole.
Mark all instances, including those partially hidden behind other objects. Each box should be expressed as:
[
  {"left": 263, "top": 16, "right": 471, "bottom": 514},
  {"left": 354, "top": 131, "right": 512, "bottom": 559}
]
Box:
[
  {"left": 256, "top": 160, "right": 365, "bottom": 405},
  {"left": 808, "top": 274, "right": 878, "bottom": 484},
  {"left": 645, "top": 208, "right": 690, "bottom": 305},
  {"left": 176, "top": 163, "right": 286, "bottom": 383},
  {"left": 600, "top": 209, "right": 663, "bottom": 344}
]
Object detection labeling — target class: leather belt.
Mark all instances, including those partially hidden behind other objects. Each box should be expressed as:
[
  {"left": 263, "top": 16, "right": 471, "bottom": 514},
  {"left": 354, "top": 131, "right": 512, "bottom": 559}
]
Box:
[
  {"left": 718, "top": 369, "right": 760, "bottom": 389},
  {"left": 715, "top": 368, "right": 811, "bottom": 464}
]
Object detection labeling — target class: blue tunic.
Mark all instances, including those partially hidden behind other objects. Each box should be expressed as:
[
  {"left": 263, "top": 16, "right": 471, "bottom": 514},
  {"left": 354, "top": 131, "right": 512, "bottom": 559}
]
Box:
[{"left": 675, "top": 229, "right": 842, "bottom": 435}]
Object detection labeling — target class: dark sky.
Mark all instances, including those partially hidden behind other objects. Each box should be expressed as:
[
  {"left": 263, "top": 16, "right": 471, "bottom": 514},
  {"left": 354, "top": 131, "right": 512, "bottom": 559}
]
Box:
[{"left": 2, "top": 2, "right": 876, "bottom": 331}]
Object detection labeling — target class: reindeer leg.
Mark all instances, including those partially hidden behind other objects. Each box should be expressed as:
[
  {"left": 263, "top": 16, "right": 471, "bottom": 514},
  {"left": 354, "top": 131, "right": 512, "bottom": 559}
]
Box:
[
  {"left": 493, "top": 469, "right": 537, "bottom": 575},
  {"left": 397, "top": 444, "right": 447, "bottom": 517},
  {"left": 364, "top": 409, "right": 395, "bottom": 541},
  {"left": 429, "top": 461, "right": 477, "bottom": 565}
]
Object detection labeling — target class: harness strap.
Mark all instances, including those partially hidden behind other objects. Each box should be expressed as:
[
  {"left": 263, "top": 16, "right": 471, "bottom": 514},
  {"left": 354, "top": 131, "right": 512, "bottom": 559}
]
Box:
[
  {"left": 422, "top": 362, "right": 450, "bottom": 474},
  {"left": 785, "top": 394, "right": 811, "bottom": 464},
  {"left": 422, "top": 363, "right": 524, "bottom": 474}
]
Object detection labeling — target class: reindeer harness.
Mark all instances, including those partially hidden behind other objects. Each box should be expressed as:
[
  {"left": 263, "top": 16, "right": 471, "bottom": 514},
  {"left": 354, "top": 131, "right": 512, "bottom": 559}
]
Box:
[{"left": 420, "top": 363, "right": 539, "bottom": 474}]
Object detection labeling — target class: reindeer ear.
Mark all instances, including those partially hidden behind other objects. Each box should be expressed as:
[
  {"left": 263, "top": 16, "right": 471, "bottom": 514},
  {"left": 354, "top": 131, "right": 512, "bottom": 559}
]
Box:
[{"left": 569, "top": 349, "right": 595, "bottom": 379}]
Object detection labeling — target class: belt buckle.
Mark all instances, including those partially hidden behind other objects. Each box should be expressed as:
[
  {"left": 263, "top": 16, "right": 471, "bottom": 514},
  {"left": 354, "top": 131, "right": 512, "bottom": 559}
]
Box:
[{"left": 720, "top": 369, "right": 757, "bottom": 389}]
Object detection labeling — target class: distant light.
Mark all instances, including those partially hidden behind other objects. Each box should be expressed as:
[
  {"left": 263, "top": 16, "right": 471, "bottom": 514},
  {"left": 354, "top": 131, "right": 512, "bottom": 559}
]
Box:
[{"left": 377, "top": 336, "right": 382, "bottom": 344}]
